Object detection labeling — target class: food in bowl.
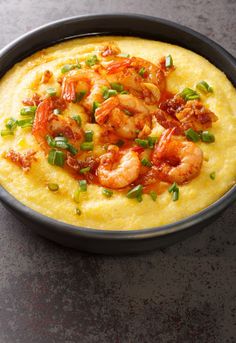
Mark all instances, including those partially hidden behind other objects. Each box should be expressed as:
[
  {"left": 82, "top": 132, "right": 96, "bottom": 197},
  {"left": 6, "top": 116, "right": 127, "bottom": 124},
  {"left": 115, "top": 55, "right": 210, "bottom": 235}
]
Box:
[{"left": 0, "top": 36, "right": 235, "bottom": 230}]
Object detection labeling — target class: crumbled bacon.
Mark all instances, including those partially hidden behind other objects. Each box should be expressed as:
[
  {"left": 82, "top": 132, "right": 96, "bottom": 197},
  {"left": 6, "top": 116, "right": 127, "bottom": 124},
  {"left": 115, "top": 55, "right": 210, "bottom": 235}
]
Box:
[
  {"left": 66, "top": 155, "right": 99, "bottom": 174},
  {"left": 4, "top": 149, "right": 37, "bottom": 172},
  {"left": 41, "top": 70, "right": 53, "bottom": 83},
  {"left": 22, "top": 93, "right": 41, "bottom": 106},
  {"left": 176, "top": 100, "right": 218, "bottom": 131},
  {"left": 158, "top": 56, "right": 175, "bottom": 75},
  {"left": 159, "top": 95, "right": 185, "bottom": 116}
]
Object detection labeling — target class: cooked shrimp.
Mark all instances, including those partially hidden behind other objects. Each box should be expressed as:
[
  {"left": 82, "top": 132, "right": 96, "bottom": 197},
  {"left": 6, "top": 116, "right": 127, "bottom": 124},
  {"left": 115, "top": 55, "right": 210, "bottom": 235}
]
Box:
[
  {"left": 106, "top": 56, "right": 166, "bottom": 92},
  {"left": 61, "top": 69, "right": 109, "bottom": 112},
  {"left": 32, "top": 97, "right": 83, "bottom": 151},
  {"left": 152, "top": 128, "right": 203, "bottom": 184},
  {"left": 95, "top": 93, "right": 152, "bottom": 139},
  {"left": 97, "top": 145, "right": 141, "bottom": 189}
]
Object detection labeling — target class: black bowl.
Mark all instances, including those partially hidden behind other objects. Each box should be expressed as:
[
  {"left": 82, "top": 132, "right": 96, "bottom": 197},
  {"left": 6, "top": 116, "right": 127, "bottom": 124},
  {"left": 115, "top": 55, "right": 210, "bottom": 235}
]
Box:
[{"left": 0, "top": 14, "right": 235, "bottom": 254}]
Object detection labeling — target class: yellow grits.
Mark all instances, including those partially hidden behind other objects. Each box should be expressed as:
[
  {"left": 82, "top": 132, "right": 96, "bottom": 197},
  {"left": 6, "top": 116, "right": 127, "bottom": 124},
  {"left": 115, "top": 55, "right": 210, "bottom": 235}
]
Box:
[{"left": 0, "top": 36, "right": 235, "bottom": 230}]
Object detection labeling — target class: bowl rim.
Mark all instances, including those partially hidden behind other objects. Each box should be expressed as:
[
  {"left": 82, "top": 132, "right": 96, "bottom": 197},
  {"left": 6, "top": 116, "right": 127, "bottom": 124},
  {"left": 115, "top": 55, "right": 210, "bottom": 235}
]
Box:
[{"left": 0, "top": 13, "right": 236, "bottom": 240}]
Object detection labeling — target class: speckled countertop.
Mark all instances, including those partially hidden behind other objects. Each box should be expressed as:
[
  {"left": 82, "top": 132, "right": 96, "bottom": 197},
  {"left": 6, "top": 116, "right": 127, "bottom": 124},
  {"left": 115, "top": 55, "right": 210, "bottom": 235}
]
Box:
[{"left": 0, "top": 1, "right": 236, "bottom": 342}]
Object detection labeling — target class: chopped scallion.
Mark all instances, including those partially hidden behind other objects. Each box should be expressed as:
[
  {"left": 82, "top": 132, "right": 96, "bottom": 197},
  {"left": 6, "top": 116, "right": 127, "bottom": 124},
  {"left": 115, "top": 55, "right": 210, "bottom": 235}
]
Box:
[
  {"left": 46, "top": 135, "right": 56, "bottom": 147},
  {"left": 79, "top": 166, "right": 91, "bottom": 174},
  {"left": 85, "top": 130, "right": 94, "bottom": 142},
  {"left": 1, "top": 130, "right": 14, "bottom": 137},
  {"left": 180, "top": 88, "right": 200, "bottom": 101},
  {"left": 20, "top": 106, "right": 37, "bottom": 116},
  {"left": 126, "top": 184, "right": 143, "bottom": 199},
  {"left": 135, "top": 138, "right": 149, "bottom": 148},
  {"left": 168, "top": 182, "right": 178, "bottom": 193},
  {"left": 185, "top": 128, "right": 200, "bottom": 142},
  {"left": 165, "top": 54, "right": 173, "bottom": 68},
  {"left": 196, "top": 81, "right": 213, "bottom": 94},
  {"left": 138, "top": 67, "right": 146, "bottom": 77},
  {"left": 72, "top": 115, "right": 82, "bottom": 127},
  {"left": 73, "top": 189, "right": 80, "bottom": 203},
  {"left": 48, "top": 149, "right": 65, "bottom": 167},
  {"left": 53, "top": 108, "right": 61, "bottom": 115},
  {"left": 110, "top": 82, "right": 124, "bottom": 92},
  {"left": 17, "top": 118, "right": 34, "bottom": 128},
  {"left": 67, "top": 144, "right": 78, "bottom": 156},
  {"left": 80, "top": 142, "right": 94, "bottom": 151},
  {"left": 150, "top": 191, "right": 157, "bottom": 201},
  {"left": 79, "top": 179, "right": 87, "bottom": 192},
  {"left": 47, "top": 183, "right": 59, "bottom": 192},
  {"left": 47, "top": 87, "right": 57, "bottom": 96},
  {"left": 92, "top": 101, "right": 100, "bottom": 113},
  {"left": 74, "top": 90, "right": 86, "bottom": 103},
  {"left": 61, "top": 63, "right": 81, "bottom": 74},
  {"left": 5, "top": 117, "right": 17, "bottom": 130},
  {"left": 85, "top": 55, "right": 99, "bottom": 67},
  {"left": 102, "top": 188, "right": 113, "bottom": 198},
  {"left": 201, "top": 131, "right": 215, "bottom": 143},
  {"left": 210, "top": 172, "right": 216, "bottom": 180},
  {"left": 75, "top": 208, "right": 81, "bottom": 215},
  {"left": 141, "top": 157, "right": 152, "bottom": 167},
  {"left": 172, "top": 189, "right": 179, "bottom": 201},
  {"left": 148, "top": 136, "right": 158, "bottom": 148}
]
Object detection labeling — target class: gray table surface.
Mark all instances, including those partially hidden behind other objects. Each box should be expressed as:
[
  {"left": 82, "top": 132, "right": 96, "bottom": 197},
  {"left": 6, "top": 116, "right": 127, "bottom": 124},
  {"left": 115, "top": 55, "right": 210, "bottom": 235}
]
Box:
[{"left": 0, "top": 0, "right": 236, "bottom": 342}]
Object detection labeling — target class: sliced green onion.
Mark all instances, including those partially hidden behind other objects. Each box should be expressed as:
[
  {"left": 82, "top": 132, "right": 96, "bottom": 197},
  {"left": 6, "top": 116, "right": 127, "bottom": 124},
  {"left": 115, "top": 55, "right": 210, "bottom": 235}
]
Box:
[
  {"left": 138, "top": 67, "right": 146, "bottom": 77},
  {"left": 137, "top": 195, "right": 143, "bottom": 202},
  {"left": 20, "top": 106, "right": 37, "bottom": 116},
  {"left": 47, "top": 87, "right": 57, "bottom": 96},
  {"left": 46, "top": 135, "right": 56, "bottom": 147},
  {"left": 85, "top": 130, "right": 94, "bottom": 142},
  {"left": 67, "top": 144, "right": 78, "bottom": 155},
  {"left": 48, "top": 149, "right": 65, "bottom": 167},
  {"left": 5, "top": 117, "right": 17, "bottom": 130},
  {"left": 80, "top": 142, "right": 94, "bottom": 151},
  {"left": 85, "top": 55, "right": 98, "bottom": 67},
  {"left": 75, "top": 208, "right": 81, "bottom": 215},
  {"left": 150, "top": 191, "right": 157, "bottom": 201},
  {"left": 172, "top": 189, "right": 179, "bottom": 201},
  {"left": 73, "top": 189, "right": 80, "bottom": 203},
  {"left": 120, "top": 90, "right": 129, "bottom": 94},
  {"left": 79, "top": 166, "right": 91, "bottom": 174},
  {"left": 102, "top": 188, "right": 113, "bottom": 198},
  {"left": 184, "top": 128, "right": 200, "bottom": 142},
  {"left": 79, "top": 179, "right": 87, "bottom": 192},
  {"left": 54, "top": 140, "right": 68, "bottom": 149},
  {"left": 61, "top": 63, "right": 81, "bottom": 74},
  {"left": 54, "top": 136, "right": 68, "bottom": 143},
  {"left": 124, "top": 109, "right": 132, "bottom": 116},
  {"left": 168, "top": 182, "right": 179, "bottom": 201},
  {"left": 180, "top": 88, "right": 200, "bottom": 101},
  {"left": 135, "top": 138, "right": 149, "bottom": 148},
  {"left": 201, "top": 131, "right": 215, "bottom": 143},
  {"left": 210, "top": 172, "right": 216, "bottom": 180},
  {"left": 126, "top": 184, "right": 143, "bottom": 199},
  {"left": 165, "top": 54, "right": 173, "bottom": 68},
  {"left": 92, "top": 101, "right": 100, "bottom": 113},
  {"left": 141, "top": 157, "right": 152, "bottom": 167},
  {"left": 72, "top": 115, "right": 82, "bottom": 127},
  {"left": 110, "top": 82, "right": 124, "bottom": 92},
  {"left": 17, "top": 118, "right": 34, "bottom": 128},
  {"left": 47, "top": 183, "right": 59, "bottom": 192},
  {"left": 168, "top": 182, "right": 178, "bottom": 193},
  {"left": 115, "top": 139, "right": 124, "bottom": 147},
  {"left": 1, "top": 130, "right": 14, "bottom": 137},
  {"left": 196, "top": 81, "right": 213, "bottom": 94},
  {"left": 74, "top": 90, "right": 87, "bottom": 103},
  {"left": 148, "top": 136, "right": 158, "bottom": 148},
  {"left": 117, "top": 53, "right": 130, "bottom": 58},
  {"left": 53, "top": 108, "right": 61, "bottom": 115}
]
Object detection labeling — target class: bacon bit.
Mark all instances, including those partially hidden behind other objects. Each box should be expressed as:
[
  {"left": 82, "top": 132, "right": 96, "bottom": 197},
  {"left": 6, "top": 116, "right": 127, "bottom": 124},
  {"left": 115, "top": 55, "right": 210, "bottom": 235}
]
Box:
[
  {"left": 176, "top": 100, "right": 218, "bottom": 131},
  {"left": 41, "top": 70, "right": 53, "bottom": 83},
  {"left": 66, "top": 154, "right": 99, "bottom": 175},
  {"left": 22, "top": 93, "right": 41, "bottom": 106},
  {"left": 160, "top": 95, "right": 185, "bottom": 116},
  {"left": 154, "top": 108, "right": 184, "bottom": 135},
  {"left": 4, "top": 149, "right": 37, "bottom": 172},
  {"left": 101, "top": 44, "right": 121, "bottom": 57}
]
